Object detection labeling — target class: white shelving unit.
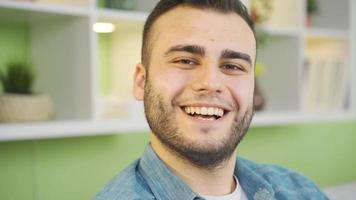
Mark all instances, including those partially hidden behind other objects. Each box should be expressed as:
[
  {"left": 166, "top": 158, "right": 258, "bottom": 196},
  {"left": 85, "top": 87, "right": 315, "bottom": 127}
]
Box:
[
  {"left": 0, "top": 0, "right": 90, "bottom": 16},
  {"left": 0, "top": 0, "right": 355, "bottom": 141},
  {"left": 97, "top": 8, "right": 147, "bottom": 21},
  {"left": 306, "top": 28, "right": 350, "bottom": 40},
  {"left": 256, "top": 0, "right": 355, "bottom": 116}
]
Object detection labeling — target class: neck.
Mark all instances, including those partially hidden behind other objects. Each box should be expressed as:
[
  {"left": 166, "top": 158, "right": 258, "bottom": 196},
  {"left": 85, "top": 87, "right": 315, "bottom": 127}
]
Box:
[{"left": 150, "top": 134, "right": 237, "bottom": 196}]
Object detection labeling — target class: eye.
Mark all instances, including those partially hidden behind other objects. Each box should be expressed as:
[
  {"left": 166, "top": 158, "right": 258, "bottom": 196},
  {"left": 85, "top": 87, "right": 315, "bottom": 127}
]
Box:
[
  {"left": 174, "top": 59, "right": 197, "bottom": 65},
  {"left": 171, "top": 58, "right": 199, "bottom": 69},
  {"left": 220, "top": 63, "right": 245, "bottom": 73}
]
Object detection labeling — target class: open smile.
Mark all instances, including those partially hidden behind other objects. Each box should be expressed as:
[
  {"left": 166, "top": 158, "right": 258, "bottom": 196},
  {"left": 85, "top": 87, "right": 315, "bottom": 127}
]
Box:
[{"left": 180, "top": 105, "right": 230, "bottom": 121}]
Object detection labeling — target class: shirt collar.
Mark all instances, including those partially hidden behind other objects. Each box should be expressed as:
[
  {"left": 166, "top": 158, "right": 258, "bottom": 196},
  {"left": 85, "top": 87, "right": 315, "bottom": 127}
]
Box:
[
  {"left": 138, "top": 144, "right": 201, "bottom": 200},
  {"left": 201, "top": 176, "right": 242, "bottom": 200},
  {"left": 138, "top": 145, "right": 275, "bottom": 200},
  {"left": 235, "top": 157, "right": 275, "bottom": 200}
]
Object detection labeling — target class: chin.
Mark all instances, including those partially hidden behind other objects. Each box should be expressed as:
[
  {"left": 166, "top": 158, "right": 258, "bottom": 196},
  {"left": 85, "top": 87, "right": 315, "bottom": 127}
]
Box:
[{"left": 182, "top": 129, "right": 232, "bottom": 147}]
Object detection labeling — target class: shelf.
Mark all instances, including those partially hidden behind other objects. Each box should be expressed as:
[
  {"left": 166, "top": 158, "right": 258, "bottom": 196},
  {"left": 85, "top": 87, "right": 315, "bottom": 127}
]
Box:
[
  {"left": 97, "top": 8, "right": 148, "bottom": 21},
  {"left": 1, "top": 111, "right": 354, "bottom": 141},
  {"left": 260, "top": 26, "right": 300, "bottom": 37},
  {"left": 252, "top": 111, "right": 356, "bottom": 126},
  {"left": 0, "top": 0, "right": 89, "bottom": 17},
  {"left": 0, "top": 119, "right": 149, "bottom": 141},
  {"left": 306, "top": 28, "right": 350, "bottom": 40}
]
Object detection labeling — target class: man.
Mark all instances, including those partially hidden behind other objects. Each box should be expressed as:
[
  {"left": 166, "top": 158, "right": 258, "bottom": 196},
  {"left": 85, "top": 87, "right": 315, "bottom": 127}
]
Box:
[{"left": 96, "top": 0, "right": 328, "bottom": 199}]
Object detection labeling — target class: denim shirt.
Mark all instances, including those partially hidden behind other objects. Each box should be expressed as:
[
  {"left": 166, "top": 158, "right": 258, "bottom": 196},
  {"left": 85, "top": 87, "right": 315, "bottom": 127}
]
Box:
[{"left": 95, "top": 145, "right": 328, "bottom": 200}]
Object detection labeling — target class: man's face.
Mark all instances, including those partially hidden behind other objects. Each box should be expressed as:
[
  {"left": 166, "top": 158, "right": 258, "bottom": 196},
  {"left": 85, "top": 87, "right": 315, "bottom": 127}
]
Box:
[{"left": 134, "top": 6, "right": 256, "bottom": 168}]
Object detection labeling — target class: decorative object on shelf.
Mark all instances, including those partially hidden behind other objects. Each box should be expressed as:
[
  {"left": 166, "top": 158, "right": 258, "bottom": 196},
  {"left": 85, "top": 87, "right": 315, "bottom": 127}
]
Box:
[
  {"left": 250, "top": 0, "right": 273, "bottom": 48},
  {"left": 306, "top": 0, "right": 319, "bottom": 27},
  {"left": 250, "top": 0, "right": 273, "bottom": 25},
  {"left": 104, "top": 0, "right": 137, "bottom": 10},
  {"left": 250, "top": 0, "right": 274, "bottom": 111},
  {"left": 101, "top": 93, "right": 129, "bottom": 119},
  {"left": 254, "top": 62, "right": 266, "bottom": 111},
  {"left": 0, "top": 62, "right": 53, "bottom": 122}
]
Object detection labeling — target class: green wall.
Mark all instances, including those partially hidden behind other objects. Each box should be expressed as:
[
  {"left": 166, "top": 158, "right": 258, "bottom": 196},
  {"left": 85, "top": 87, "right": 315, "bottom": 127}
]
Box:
[
  {"left": 0, "top": 22, "right": 29, "bottom": 66},
  {"left": 0, "top": 22, "right": 29, "bottom": 92},
  {"left": 1, "top": 121, "right": 356, "bottom": 200}
]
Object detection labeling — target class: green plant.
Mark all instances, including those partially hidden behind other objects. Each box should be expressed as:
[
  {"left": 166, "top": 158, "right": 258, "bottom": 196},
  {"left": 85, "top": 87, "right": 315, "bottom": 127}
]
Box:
[
  {"left": 307, "top": 0, "right": 318, "bottom": 15},
  {"left": 0, "top": 62, "right": 35, "bottom": 94}
]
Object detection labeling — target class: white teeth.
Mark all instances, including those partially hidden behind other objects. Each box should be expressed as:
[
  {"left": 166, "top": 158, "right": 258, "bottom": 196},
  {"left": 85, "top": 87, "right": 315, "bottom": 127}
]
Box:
[
  {"left": 218, "top": 109, "right": 223, "bottom": 116},
  {"left": 196, "top": 107, "right": 201, "bottom": 114},
  {"left": 208, "top": 107, "right": 214, "bottom": 115},
  {"left": 214, "top": 108, "right": 219, "bottom": 116},
  {"left": 183, "top": 106, "right": 225, "bottom": 117},
  {"left": 185, "top": 107, "right": 189, "bottom": 113},
  {"left": 201, "top": 107, "right": 208, "bottom": 115}
]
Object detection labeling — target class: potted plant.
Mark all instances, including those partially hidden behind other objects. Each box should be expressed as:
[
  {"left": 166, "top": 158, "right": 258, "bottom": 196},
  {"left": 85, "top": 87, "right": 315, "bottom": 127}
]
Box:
[
  {"left": 306, "top": 0, "right": 318, "bottom": 26},
  {"left": 104, "top": 0, "right": 138, "bottom": 10},
  {"left": 0, "top": 62, "right": 53, "bottom": 122}
]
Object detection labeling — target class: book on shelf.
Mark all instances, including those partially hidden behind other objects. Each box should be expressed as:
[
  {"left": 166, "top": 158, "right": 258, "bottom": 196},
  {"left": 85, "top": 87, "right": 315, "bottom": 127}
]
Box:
[{"left": 302, "top": 58, "right": 349, "bottom": 113}]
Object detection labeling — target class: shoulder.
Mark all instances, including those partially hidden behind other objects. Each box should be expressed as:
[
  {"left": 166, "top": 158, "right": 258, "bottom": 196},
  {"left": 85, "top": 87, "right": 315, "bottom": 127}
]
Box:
[
  {"left": 94, "top": 160, "right": 155, "bottom": 200},
  {"left": 239, "top": 157, "right": 307, "bottom": 180},
  {"left": 237, "top": 157, "right": 328, "bottom": 199}
]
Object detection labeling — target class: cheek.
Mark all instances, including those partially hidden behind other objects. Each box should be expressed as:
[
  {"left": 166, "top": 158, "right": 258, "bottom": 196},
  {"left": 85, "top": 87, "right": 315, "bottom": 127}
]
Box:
[
  {"left": 226, "top": 77, "right": 254, "bottom": 109},
  {"left": 153, "top": 68, "right": 191, "bottom": 98}
]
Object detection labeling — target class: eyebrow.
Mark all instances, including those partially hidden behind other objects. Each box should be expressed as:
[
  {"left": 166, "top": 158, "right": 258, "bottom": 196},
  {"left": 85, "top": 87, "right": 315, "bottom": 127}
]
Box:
[
  {"left": 164, "top": 45, "right": 205, "bottom": 57},
  {"left": 164, "top": 44, "right": 252, "bottom": 66},
  {"left": 221, "top": 49, "right": 252, "bottom": 65}
]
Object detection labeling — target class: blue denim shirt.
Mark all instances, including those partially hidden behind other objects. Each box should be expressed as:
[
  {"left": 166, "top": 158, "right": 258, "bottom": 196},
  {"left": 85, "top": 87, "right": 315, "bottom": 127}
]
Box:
[{"left": 95, "top": 145, "right": 328, "bottom": 200}]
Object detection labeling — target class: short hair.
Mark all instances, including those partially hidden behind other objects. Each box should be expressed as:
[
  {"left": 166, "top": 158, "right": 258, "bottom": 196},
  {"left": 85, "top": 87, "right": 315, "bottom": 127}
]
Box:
[{"left": 141, "top": 0, "right": 255, "bottom": 67}]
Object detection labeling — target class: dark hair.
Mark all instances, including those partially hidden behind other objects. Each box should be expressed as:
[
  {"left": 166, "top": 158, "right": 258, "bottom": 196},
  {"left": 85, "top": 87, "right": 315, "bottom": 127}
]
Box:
[{"left": 141, "top": 0, "right": 255, "bottom": 67}]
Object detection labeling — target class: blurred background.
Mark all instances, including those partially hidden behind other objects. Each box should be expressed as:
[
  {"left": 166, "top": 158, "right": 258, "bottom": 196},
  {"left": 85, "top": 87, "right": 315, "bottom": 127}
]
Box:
[{"left": 0, "top": 0, "right": 355, "bottom": 199}]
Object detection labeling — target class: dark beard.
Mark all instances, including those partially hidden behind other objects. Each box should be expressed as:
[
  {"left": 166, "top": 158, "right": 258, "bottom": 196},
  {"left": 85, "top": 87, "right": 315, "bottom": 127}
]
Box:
[{"left": 144, "top": 79, "right": 254, "bottom": 169}]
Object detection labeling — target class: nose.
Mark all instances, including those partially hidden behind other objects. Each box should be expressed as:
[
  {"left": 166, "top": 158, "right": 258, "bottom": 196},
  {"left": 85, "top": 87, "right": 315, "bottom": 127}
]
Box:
[{"left": 191, "top": 63, "right": 224, "bottom": 94}]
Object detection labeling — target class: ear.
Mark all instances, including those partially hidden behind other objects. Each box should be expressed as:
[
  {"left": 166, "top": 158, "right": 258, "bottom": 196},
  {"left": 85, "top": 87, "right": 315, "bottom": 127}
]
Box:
[{"left": 133, "top": 63, "right": 146, "bottom": 101}]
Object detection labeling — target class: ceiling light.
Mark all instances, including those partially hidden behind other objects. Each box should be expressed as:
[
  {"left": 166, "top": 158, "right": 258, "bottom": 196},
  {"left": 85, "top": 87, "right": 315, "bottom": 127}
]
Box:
[{"left": 93, "top": 22, "right": 115, "bottom": 33}]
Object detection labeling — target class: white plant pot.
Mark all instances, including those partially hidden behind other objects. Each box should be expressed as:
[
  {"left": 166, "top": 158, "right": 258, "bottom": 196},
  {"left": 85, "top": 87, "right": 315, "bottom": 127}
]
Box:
[{"left": 0, "top": 93, "right": 53, "bottom": 122}]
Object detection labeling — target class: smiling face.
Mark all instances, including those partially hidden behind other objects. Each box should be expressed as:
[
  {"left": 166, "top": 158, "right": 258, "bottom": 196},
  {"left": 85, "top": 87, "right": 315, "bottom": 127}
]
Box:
[{"left": 134, "top": 6, "right": 256, "bottom": 168}]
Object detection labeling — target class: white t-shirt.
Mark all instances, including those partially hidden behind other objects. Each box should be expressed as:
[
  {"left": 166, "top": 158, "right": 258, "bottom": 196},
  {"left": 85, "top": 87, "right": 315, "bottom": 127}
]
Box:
[{"left": 201, "top": 176, "right": 248, "bottom": 200}]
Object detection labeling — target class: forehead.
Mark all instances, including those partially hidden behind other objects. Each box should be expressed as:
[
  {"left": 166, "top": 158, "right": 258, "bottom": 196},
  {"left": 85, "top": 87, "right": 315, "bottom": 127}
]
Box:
[{"left": 149, "top": 6, "right": 256, "bottom": 57}]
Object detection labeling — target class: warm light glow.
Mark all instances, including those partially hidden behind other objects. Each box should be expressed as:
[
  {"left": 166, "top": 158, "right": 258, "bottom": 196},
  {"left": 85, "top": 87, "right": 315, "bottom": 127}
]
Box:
[{"left": 93, "top": 22, "right": 116, "bottom": 33}]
